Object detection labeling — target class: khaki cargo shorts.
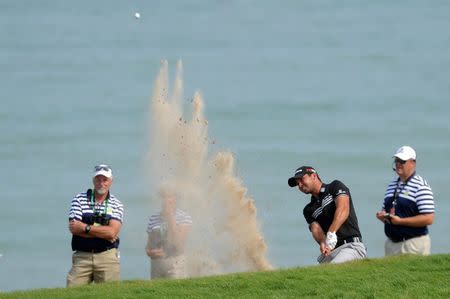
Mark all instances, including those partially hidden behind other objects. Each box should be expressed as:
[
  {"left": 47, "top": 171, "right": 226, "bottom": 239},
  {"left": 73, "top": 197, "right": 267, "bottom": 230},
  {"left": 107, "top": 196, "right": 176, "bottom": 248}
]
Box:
[{"left": 67, "top": 248, "right": 120, "bottom": 287}]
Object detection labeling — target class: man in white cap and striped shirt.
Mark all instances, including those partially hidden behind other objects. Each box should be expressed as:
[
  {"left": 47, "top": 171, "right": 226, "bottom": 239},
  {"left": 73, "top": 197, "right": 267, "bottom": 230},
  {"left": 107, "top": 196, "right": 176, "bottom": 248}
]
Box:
[
  {"left": 376, "top": 145, "right": 435, "bottom": 256},
  {"left": 67, "top": 164, "right": 124, "bottom": 286}
]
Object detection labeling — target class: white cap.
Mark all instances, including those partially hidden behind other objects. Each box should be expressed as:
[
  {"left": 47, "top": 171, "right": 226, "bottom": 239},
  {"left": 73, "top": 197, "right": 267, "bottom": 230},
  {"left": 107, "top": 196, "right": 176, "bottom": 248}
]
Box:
[
  {"left": 393, "top": 146, "right": 416, "bottom": 161},
  {"left": 93, "top": 164, "right": 113, "bottom": 178}
]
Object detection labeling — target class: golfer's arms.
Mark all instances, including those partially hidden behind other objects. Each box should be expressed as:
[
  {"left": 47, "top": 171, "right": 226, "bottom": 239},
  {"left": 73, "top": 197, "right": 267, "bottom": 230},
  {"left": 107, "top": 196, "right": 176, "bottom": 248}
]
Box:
[
  {"left": 328, "top": 195, "right": 350, "bottom": 233},
  {"left": 310, "top": 222, "right": 326, "bottom": 244}
]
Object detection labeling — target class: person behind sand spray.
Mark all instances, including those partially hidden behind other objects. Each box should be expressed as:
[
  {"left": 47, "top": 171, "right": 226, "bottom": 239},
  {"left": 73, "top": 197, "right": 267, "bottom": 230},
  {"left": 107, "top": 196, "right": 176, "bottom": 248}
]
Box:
[{"left": 144, "top": 60, "right": 272, "bottom": 277}]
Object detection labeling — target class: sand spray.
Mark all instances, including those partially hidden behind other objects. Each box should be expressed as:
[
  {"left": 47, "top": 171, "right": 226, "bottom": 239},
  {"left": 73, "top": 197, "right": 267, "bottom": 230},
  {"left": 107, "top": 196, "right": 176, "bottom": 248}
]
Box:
[{"left": 146, "top": 60, "right": 272, "bottom": 276}]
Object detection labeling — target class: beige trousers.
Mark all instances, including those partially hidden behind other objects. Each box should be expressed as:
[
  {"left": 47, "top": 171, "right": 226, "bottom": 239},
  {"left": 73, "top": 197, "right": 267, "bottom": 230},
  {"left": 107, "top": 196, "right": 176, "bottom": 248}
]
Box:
[
  {"left": 385, "top": 234, "right": 431, "bottom": 256},
  {"left": 67, "top": 248, "right": 120, "bottom": 287},
  {"left": 318, "top": 241, "right": 367, "bottom": 264},
  {"left": 151, "top": 255, "right": 187, "bottom": 279}
]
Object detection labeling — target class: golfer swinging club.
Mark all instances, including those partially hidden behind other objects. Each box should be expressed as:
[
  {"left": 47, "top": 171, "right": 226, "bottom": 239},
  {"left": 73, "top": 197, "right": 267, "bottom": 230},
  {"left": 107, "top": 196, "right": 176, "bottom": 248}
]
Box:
[{"left": 288, "top": 166, "right": 367, "bottom": 263}]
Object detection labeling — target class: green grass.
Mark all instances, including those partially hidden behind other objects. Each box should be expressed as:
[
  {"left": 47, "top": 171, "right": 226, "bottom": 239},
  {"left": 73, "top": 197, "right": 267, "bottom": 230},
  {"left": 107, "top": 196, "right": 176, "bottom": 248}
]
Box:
[{"left": 2, "top": 254, "right": 449, "bottom": 298}]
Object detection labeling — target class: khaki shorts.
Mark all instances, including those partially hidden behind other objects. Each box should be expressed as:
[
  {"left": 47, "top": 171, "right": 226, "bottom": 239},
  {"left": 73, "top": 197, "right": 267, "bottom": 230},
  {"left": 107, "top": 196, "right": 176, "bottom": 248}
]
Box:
[
  {"left": 385, "top": 234, "right": 430, "bottom": 256},
  {"left": 67, "top": 248, "right": 120, "bottom": 287},
  {"left": 151, "top": 255, "right": 186, "bottom": 279}
]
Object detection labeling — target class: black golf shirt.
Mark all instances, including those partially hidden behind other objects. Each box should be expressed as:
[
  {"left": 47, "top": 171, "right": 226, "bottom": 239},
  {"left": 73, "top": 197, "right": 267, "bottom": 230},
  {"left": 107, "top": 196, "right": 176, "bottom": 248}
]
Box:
[{"left": 303, "top": 180, "right": 362, "bottom": 242}]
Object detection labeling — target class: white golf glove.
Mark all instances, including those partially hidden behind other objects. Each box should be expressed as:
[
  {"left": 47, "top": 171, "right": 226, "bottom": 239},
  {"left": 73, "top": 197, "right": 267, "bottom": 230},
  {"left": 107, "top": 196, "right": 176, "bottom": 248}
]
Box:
[{"left": 326, "top": 231, "right": 337, "bottom": 250}]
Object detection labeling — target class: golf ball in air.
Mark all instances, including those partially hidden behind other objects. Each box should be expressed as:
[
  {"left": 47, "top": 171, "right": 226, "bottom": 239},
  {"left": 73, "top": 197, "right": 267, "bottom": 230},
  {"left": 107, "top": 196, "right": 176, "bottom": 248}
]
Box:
[{"left": 135, "top": 12, "right": 140, "bottom": 19}]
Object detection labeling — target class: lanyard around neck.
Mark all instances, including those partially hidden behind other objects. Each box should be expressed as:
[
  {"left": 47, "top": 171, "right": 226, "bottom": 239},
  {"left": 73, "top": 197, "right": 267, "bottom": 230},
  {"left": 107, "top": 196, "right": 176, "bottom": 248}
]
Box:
[
  {"left": 90, "top": 189, "right": 109, "bottom": 214},
  {"left": 392, "top": 172, "right": 415, "bottom": 204}
]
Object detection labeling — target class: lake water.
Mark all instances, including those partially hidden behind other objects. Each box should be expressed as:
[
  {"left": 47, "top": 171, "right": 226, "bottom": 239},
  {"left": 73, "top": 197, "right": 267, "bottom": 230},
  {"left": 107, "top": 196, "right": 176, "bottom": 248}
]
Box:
[{"left": 1, "top": 0, "right": 449, "bottom": 292}]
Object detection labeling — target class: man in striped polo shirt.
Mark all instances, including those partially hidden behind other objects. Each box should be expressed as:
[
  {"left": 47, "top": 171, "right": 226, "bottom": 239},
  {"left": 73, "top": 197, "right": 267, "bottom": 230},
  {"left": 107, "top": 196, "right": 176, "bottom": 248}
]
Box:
[
  {"left": 67, "top": 164, "right": 124, "bottom": 286},
  {"left": 145, "top": 189, "right": 192, "bottom": 279},
  {"left": 376, "top": 146, "right": 435, "bottom": 256}
]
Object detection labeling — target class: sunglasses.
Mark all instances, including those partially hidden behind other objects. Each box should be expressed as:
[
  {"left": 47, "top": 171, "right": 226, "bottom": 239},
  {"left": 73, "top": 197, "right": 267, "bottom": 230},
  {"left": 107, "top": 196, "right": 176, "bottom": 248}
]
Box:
[
  {"left": 95, "top": 165, "right": 111, "bottom": 172},
  {"left": 394, "top": 158, "right": 407, "bottom": 165}
]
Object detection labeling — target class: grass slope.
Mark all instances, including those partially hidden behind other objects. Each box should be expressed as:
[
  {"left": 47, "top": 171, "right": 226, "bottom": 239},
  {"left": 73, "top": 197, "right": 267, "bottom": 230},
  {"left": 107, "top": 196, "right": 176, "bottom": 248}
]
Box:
[{"left": 1, "top": 254, "right": 449, "bottom": 299}]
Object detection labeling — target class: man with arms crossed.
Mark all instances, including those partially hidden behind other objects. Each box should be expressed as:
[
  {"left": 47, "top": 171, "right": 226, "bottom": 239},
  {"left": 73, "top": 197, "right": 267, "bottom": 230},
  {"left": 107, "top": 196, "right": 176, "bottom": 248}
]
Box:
[{"left": 67, "top": 164, "right": 124, "bottom": 286}]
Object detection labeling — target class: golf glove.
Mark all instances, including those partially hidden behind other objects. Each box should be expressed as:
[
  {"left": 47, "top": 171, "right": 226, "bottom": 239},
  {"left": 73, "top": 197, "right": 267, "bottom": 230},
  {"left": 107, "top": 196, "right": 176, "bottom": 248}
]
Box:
[{"left": 326, "top": 231, "right": 337, "bottom": 250}]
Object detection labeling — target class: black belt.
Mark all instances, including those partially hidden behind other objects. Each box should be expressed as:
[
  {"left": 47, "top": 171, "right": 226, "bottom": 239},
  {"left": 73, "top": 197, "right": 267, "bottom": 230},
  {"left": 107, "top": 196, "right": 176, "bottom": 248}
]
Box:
[
  {"left": 336, "top": 236, "right": 362, "bottom": 248},
  {"left": 389, "top": 234, "right": 425, "bottom": 243},
  {"left": 77, "top": 248, "right": 113, "bottom": 254}
]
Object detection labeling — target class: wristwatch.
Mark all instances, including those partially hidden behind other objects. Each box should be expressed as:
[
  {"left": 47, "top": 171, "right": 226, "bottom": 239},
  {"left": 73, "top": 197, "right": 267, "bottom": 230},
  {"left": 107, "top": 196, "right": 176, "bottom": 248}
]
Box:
[{"left": 85, "top": 224, "right": 91, "bottom": 234}]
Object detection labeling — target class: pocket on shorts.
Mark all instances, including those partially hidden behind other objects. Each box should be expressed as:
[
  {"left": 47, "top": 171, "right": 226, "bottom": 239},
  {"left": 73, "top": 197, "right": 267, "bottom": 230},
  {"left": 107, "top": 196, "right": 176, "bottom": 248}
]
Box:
[{"left": 72, "top": 251, "right": 83, "bottom": 264}]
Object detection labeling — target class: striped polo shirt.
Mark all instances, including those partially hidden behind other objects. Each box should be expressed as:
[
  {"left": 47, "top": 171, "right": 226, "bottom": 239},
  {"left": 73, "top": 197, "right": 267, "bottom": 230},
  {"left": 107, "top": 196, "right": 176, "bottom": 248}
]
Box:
[
  {"left": 147, "top": 209, "right": 192, "bottom": 256},
  {"left": 147, "top": 208, "right": 192, "bottom": 232},
  {"left": 69, "top": 189, "right": 124, "bottom": 252},
  {"left": 69, "top": 190, "right": 124, "bottom": 222},
  {"left": 383, "top": 173, "right": 434, "bottom": 240}
]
